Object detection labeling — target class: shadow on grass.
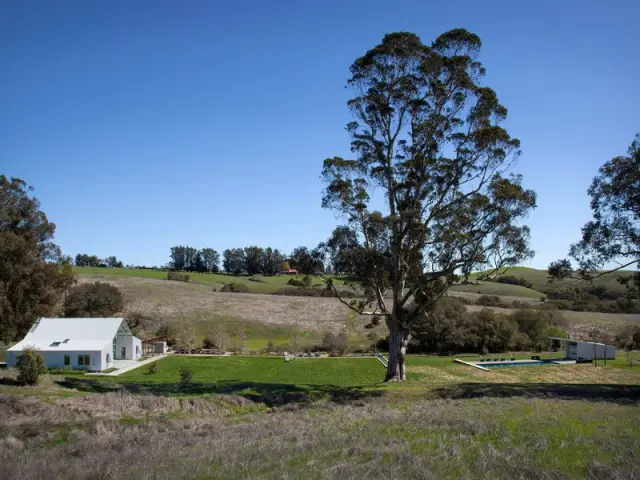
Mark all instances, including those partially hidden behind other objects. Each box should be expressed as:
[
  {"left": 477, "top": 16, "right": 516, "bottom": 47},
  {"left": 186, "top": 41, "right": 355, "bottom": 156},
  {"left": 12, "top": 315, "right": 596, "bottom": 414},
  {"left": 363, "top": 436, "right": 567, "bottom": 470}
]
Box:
[
  {"left": 0, "top": 377, "right": 21, "bottom": 386},
  {"left": 432, "top": 382, "right": 640, "bottom": 404},
  {"left": 55, "top": 377, "right": 385, "bottom": 407}
]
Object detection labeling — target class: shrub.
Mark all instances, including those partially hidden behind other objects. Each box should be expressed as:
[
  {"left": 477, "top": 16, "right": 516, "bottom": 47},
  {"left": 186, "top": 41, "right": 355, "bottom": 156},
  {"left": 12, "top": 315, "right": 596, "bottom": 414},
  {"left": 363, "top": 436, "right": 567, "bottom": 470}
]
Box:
[
  {"left": 220, "top": 282, "right": 249, "bottom": 293},
  {"left": 167, "top": 272, "right": 190, "bottom": 282},
  {"left": 148, "top": 362, "right": 158, "bottom": 375},
  {"left": 179, "top": 365, "right": 193, "bottom": 384},
  {"left": 476, "top": 295, "right": 504, "bottom": 307},
  {"left": 63, "top": 282, "right": 124, "bottom": 317},
  {"left": 16, "top": 348, "right": 46, "bottom": 386},
  {"left": 265, "top": 340, "right": 275, "bottom": 353},
  {"left": 287, "top": 278, "right": 306, "bottom": 287},
  {"left": 248, "top": 276, "right": 266, "bottom": 283},
  {"left": 301, "top": 275, "right": 312, "bottom": 287},
  {"left": 203, "top": 336, "right": 215, "bottom": 349},
  {"left": 320, "top": 331, "right": 349, "bottom": 355},
  {"left": 273, "top": 287, "right": 358, "bottom": 298}
]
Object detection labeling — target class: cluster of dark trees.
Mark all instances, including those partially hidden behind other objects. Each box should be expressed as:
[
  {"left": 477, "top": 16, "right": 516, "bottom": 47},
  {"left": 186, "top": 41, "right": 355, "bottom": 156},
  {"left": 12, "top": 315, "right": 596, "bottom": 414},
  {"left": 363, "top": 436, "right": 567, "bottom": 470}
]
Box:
[
  {"left": 221, "top": 245, "right": 325, "bottom": 275},
  {"left": 63, "top": 282, "right": 124, "bottom": 317},
  {"left": 0, "top": 176, "right": 75, "bottom": 342},
  {"left": 484, "top": 275, "right": 533, "bottom": 289},
  {"left": 168, "top": 245, "right": 326, "bottom": 276},
  {"left": 221, "top": 247, "right": 286, "bottom": 275},
  {"left": 169, "top": 246, "right": 220, "bottom": 273},
  {"left": 74, "top": 253, "right": 123, "bottom": 268},
  {"left": 408, "top": 298, "right": 567, "bottom": 354}
]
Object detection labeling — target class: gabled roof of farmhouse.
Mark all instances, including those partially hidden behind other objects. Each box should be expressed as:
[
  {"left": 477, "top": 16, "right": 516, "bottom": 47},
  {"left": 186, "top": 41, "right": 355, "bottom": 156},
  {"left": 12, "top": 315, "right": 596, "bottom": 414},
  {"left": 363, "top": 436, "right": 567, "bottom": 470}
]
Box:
[{"left": 8, "top": 317, "right": 131, "bottom": 352}]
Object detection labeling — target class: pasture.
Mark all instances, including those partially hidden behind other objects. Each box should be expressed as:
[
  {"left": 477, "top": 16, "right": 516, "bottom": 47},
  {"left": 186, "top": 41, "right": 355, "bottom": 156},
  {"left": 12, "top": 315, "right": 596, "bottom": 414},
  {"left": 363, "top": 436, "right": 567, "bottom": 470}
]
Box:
[
  {"left": 74, "top": 266, "right": 547, "bottom": 298},
  {"left": 1, "top": 354, "right": 639, "bottom": 479}
]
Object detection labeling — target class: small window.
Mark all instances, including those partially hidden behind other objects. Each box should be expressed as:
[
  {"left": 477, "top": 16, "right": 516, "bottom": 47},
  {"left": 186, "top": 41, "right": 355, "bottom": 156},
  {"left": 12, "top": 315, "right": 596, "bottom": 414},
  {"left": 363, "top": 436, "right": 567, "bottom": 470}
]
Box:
[
  {"left": 78, "top": 355, "right": 90, "bottom": 366},
  {"left": 50, "top": 341, "right": 61, "bottom": 347},
  {"left": 64, "top": 355, "right": 70, "bottom": 366},
  {"left": 62, "top": 339, "right": 70, "bottom": 344}
]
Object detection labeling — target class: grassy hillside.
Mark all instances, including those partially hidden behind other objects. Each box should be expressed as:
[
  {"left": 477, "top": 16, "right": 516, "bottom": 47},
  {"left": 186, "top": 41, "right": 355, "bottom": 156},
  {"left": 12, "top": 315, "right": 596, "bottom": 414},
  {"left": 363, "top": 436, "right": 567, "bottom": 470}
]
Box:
[
  {"left": 73, "top": 266, "right": 305, "bottom": 293},
  {"left": 450, "top": 281, "right": 543, "bottom": 299},
  {"left": 474, "top": 266, "right": 636, "bottom": 296}
]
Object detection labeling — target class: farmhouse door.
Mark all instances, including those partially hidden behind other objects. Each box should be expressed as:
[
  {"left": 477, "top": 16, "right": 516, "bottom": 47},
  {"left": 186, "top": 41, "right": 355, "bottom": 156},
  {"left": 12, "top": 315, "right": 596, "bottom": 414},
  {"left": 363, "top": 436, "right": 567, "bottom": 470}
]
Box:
[{"left": 121, "top": 346, "right": 126, "bottom": 359}]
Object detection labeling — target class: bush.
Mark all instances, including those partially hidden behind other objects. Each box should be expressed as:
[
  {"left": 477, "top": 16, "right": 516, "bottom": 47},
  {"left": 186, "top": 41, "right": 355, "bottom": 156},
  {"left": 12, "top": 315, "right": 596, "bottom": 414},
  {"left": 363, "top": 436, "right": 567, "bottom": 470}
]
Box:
[
  {"left": 16, "top": 349, "right": 46, "bottom": 386},
  {"left": 476, "top": 295, "right": 508, "bottom": 307},
  {"left": 248, "top": 276, "right": 266, "bottom": 283},
  {"left": 496, "top": 275, "right": 533, "bottom": 289},
  {"left": 287, "top": 278, "right": 306, "bottom": 287},
  {"left": 203, "top": 336, "right": 215, "bottom": 349},
  {"left": 167, "top": 271, "right": 190, "bottom": 282},
  {"left": 320, "top": 331, "right": 349, "bottom": 355},
  {"left": 63, "top": 282, "right": 124, "bottom": 317},
  {"left": 302, "top": 275, "right": 312, "bottom": 287},
  {"left": 220, "top": 282, "right": 249, "bottom": 293},
  {"left": 273, "top": 287, "right": 358, "bottom": 298},
  {"left": 179, "top": 365, "right": 193, "bottom": 384},
  {"left": 148, "top": 362, "right": 158, "bottom": 375},
  {"left": 265, "top": 340, "right": 275, "bottom": 353}
]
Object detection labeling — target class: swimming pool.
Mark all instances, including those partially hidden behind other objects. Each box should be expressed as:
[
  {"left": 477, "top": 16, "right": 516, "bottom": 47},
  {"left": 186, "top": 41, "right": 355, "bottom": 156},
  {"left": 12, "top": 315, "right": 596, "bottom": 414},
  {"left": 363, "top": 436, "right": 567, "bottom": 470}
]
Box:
[{"left": 477, "top": 359, "right": 547, "bottom": 368}]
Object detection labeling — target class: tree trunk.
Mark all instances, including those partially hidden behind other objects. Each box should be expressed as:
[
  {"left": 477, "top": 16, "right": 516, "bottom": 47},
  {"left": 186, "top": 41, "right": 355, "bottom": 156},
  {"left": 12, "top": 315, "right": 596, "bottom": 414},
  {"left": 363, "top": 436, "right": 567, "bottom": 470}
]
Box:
[{"left": 385, "top": 318, "right": 411, "bottom": 382}]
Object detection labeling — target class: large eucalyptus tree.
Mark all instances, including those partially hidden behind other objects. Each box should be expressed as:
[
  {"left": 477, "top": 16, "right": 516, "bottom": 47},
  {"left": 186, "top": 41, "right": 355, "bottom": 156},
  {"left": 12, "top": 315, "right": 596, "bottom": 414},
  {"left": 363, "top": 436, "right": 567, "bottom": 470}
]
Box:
[{"left": 321, "top": 30, "right": 536, "bottom": 381}]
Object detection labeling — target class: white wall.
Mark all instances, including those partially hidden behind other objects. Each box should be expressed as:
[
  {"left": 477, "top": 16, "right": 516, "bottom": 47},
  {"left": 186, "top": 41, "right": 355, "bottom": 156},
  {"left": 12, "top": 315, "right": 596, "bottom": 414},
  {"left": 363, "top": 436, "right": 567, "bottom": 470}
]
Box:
[
  {"left": 576, "top": 342, "right": 607, "bottom": 360},
  {"left": 115, "top": 334, "right": 142, "bottom": 360},
  {"left": 7, "top": 348, "right": 109, "bottom": 371},
  {"left": 132, "top": 336, "right": 142, "bottom": 359}
]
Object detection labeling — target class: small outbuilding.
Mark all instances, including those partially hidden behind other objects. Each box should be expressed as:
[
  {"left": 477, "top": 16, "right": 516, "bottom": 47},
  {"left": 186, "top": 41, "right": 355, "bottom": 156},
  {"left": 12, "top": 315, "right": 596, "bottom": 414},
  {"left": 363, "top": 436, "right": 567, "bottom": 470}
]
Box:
[
  {"left": 548, "top": 336, "right": 616, "bottom": 361},
  {"left": 6, "top": 317, "right": 142, "bottom": 372}
]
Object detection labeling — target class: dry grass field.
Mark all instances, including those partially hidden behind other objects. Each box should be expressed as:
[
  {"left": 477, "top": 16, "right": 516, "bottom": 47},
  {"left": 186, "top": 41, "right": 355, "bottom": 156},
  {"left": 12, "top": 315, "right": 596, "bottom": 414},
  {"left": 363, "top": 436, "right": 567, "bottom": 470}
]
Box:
[{"left": 77, "top": 274, "right": 640, "bottom": 347}]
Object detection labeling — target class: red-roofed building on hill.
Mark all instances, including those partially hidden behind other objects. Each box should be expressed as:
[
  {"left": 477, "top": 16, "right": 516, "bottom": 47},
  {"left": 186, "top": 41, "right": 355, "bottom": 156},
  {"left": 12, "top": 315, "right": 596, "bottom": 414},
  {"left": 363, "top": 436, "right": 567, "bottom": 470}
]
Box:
[{"left": 276, "top": 269, "right": 298, "bottom": 275}]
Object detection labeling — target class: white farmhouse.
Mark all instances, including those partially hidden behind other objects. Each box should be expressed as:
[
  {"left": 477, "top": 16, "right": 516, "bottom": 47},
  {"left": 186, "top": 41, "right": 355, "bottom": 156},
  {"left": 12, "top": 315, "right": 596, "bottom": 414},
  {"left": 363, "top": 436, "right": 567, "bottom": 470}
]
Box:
[{"left": 6, "top": 317, "right": 142, "bottom": 372}]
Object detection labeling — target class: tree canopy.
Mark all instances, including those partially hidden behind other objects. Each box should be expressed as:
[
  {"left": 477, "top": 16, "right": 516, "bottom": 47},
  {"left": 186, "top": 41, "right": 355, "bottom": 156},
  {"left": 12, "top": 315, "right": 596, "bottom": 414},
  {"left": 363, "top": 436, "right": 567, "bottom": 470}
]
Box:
[
  {"left": 549, "top": 134, "right": 639, "bottom": 298},
  {"left": 62, "top": 281, "right": 124, "bottom": 317},
  {"left": 0, "top": 175, "right": 75, "bottom": 341},
  {"left": 321, "top": 30, "right": 536, "bottom": 380}
]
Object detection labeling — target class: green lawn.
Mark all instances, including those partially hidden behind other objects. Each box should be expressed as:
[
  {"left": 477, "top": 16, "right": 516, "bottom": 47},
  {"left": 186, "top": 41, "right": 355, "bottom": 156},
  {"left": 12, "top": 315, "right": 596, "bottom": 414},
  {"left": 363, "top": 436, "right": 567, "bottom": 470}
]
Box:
[{"left": 119, "top": 355, "right": 383, "bottom": 387}]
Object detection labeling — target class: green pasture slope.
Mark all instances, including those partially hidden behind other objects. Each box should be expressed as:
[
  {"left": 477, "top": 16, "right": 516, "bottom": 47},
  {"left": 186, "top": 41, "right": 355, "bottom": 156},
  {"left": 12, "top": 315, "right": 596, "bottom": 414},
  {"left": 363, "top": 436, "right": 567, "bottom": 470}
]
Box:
[
  {"left": 73, "top": 266, "right": 324, "bottom": 293},
  {"left": 449, "top": 281, "right": 544, "bottom": 298},
  {"left": 471, "top": 266, "right": 635, "bottom": 295},
  {"left": 76, "top": 266, "right": 546, "bottom": 298}
]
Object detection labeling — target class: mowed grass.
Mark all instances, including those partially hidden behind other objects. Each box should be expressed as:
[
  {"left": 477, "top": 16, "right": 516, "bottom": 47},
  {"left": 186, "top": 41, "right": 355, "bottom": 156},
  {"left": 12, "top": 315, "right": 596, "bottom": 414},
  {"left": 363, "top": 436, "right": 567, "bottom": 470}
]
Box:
[{"left": 119, "top": 355, "right": 383, "bottom": 387}]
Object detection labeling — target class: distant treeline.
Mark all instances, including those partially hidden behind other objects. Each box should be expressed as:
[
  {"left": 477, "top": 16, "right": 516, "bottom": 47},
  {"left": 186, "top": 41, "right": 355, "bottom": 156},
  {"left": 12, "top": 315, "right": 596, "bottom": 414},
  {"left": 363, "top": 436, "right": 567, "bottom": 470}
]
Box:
[
  {"left": 74, "top": 254, "right": 123, "bottom": 268},
  {"left": 168, "top": 245, "right": 325, "bottom": 275}
]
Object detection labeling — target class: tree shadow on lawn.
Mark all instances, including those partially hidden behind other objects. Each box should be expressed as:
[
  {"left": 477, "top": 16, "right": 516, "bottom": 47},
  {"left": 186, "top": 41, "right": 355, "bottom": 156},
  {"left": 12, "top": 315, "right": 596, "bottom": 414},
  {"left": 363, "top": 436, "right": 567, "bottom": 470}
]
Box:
[
  {"left": 431, "top": 382, "right": 640, "bottom": 404},
  {"left": 55, "top": 377, "right": 385, "bottom": 407}
]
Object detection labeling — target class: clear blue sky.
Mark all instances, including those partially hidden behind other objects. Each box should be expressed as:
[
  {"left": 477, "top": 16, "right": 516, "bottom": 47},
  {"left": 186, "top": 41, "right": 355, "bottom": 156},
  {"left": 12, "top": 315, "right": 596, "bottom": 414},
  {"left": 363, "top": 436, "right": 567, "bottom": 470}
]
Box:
[{"left": 1, "top": 0, "right": 638, "bottom": 268}]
